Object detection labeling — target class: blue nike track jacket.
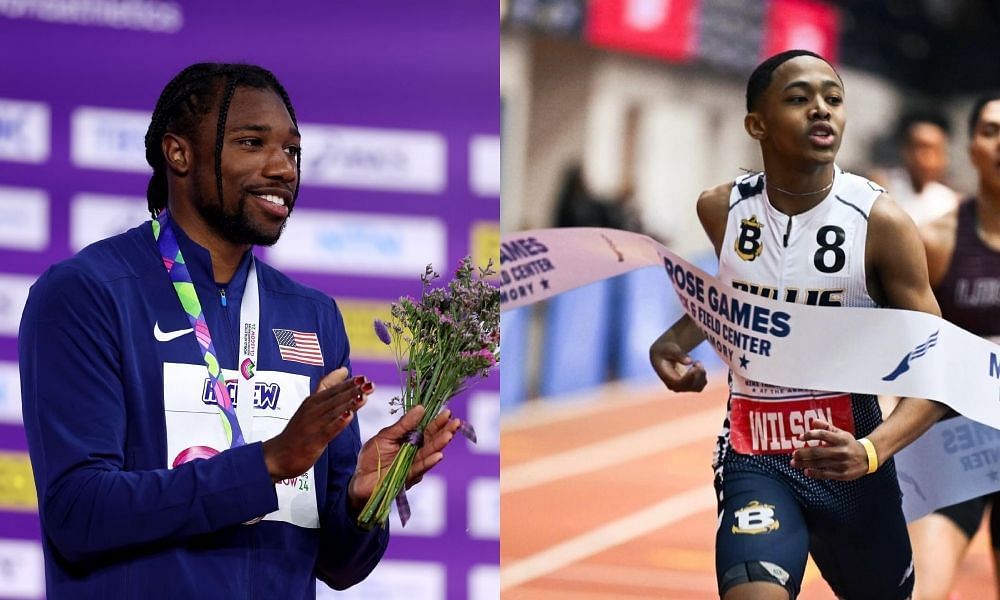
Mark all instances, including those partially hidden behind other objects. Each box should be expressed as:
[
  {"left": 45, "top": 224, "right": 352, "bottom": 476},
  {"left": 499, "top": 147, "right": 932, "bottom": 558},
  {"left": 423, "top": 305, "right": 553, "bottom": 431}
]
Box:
[{"left": 18, "top": 221, "right": 388, "bottom": 599}]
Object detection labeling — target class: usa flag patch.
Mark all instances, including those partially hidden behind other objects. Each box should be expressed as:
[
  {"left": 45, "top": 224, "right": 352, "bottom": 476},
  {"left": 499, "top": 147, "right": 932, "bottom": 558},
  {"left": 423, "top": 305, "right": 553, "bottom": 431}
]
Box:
[{"left": 272, "top": 329, "right": 324, "bottom": 366}]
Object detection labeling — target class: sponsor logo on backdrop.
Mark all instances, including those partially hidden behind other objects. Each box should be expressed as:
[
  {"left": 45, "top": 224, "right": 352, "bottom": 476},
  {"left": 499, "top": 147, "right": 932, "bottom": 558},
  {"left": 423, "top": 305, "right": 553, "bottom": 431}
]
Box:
[
  {"left": 468, "top": 565, "right": 500, "bottom": 600},
  {"left": 70, "top": 193, "right": 149, "bottom": 251},
  {"left": 505, "top": 0, "right": 584, "bottom": 35},
  {"left": 0, "top": 187, "right": 48, "bottom": 251},
  {"left": 265, "top": 209, "right": 446, "bottom": 277},
  {"left": 0, "top": 362, "right": 21, "bottom": 425},
  {"left": 468, "top": 477, "right": 499, "bottom": 539},
  {"left": 0, "top": 0, "right": 183, "bottom": 33},
  {"left": 0, "top": 452, "right": 36, "bottom": 512},
  {"left": 389, "top": 475, "right": 446, "bottom": 537},
  {"left": 469, "top": 134, "right": 500, "bottom": 197},
  {"left": 317, "top": 560, "right": 445, "bottom": 600},
  {"left": 0, "top": 274, "right": 34, "bottom": 337},
  {"left": 0, "top": 98, "right": 49, "bottom": 164},
  {"left": 336, "top": 299, "right": 394, "bottom": 361},
  {"left": 763, "top": 0, "right": 840, "bottom": 63},
  {"left": 625, "top": 0, "right": 668, "bottom": 31},
  {"left": 0, "top": 538, "right": 44, "bottom": 599},
  {"left": 299, "top": 124, "right": 446, "bottom": 193},
  {"left": 471, "top": 221, "right": 501, "bottom": 277},
  {"left": 468, "top": 392, "right": 499, "bottom": 454},
  {"left": 587, "top": 0, "right": 697, "bottom": 62},
  {"left": 71, "top": 107, "right": 152, "bottom": 172}
]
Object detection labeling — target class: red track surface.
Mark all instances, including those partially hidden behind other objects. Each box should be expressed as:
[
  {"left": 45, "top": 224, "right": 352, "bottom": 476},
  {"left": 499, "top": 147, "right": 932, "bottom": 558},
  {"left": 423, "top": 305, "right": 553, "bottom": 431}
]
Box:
[{"left": 501, "top": 381, "right": 996, "bottom": 599}]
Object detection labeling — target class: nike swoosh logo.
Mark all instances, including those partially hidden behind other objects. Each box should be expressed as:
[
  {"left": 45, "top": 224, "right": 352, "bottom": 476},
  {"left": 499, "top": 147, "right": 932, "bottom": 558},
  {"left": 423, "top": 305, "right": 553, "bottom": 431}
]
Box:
[{"left": 154, "top": 322, "right": 194, "bottom": 342}]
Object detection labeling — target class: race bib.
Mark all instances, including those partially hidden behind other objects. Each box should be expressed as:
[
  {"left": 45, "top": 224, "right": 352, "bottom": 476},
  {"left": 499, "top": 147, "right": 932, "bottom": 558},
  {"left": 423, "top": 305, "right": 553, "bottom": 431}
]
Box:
[
  {"left": 162, "top": 362, "right": 319, "bottom": 528},
  {"left": 729, "top": 394, "right": 855, "bottom": 455}
]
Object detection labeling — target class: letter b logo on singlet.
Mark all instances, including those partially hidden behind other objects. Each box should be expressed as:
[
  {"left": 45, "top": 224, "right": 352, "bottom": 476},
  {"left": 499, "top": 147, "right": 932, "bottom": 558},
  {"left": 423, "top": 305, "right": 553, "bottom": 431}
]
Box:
[
  {"left": 732, "top": 501, "right": 780, "bottom": 535},
  {"left": 735, "top": 215, "right": 764, "bottom": 262}
]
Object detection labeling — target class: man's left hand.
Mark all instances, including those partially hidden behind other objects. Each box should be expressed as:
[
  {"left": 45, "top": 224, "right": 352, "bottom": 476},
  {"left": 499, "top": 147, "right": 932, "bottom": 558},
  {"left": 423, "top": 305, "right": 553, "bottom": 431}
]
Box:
[
  {"left": 347, "top": 405, "right": 462, "bottom": 514},
  {"left": 790, "top": 419, "right": 870, "bottom": 481}
]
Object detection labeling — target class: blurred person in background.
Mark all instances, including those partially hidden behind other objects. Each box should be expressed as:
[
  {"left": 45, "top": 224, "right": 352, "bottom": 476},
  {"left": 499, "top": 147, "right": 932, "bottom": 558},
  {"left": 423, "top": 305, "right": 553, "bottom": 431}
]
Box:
[
  {"left": 872, "top": 111, "right": 960, "bottom": 227},
  {"left": 649, "top": 49, "right": 947, "bottom": 600},
  {"left": 551, "top": 105, "right": 645, "bottom": 383},
  {"left": 555, "top": 106, "right": 645, "bottom": 234},
  {"left": 909, "top": 93, "right": 1000, "bottom": 600},
  {"left": 18, "top": 62, "right": 460, "bottom": 599}
]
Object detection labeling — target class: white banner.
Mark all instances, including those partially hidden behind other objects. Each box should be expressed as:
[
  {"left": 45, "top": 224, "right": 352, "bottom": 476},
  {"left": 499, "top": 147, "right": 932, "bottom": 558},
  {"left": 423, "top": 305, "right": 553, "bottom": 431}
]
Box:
[
  {"left": 500, "top": 227, "right": 1000, "bottom": 432},
  {"left": 894, "top": 415, "right": 1000, "bottom": 521}
]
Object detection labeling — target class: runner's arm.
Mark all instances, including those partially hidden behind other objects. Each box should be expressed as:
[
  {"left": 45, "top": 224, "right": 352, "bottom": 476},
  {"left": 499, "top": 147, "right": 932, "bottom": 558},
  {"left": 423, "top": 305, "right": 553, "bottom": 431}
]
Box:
[
  {"left": 793, "top": 195, "right": 949, "bottom": 480},
  {"left": 864, "top": 195, "right": 950, "bottom": 461},
  {"left": 650, "top": 315, "right": 708, "bottom": 391},
  {"left": 649, "top": 183, "right": 731, "bottom": 392}
]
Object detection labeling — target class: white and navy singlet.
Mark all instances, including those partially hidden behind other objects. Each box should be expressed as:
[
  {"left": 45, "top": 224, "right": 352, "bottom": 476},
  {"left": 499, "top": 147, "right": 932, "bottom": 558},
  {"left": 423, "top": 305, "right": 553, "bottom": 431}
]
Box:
[{"left": 712, "top": 166, "right": 900, "bottom": 514}]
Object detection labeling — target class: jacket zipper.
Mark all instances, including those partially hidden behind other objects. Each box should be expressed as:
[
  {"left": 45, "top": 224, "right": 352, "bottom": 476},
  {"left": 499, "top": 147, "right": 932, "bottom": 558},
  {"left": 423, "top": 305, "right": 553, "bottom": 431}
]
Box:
[
  {"left": 782, "top": 217, "right": 792, "bottom": 248},
  {"left": 219, "top": 286, "right": 237, "bottom": 379}
]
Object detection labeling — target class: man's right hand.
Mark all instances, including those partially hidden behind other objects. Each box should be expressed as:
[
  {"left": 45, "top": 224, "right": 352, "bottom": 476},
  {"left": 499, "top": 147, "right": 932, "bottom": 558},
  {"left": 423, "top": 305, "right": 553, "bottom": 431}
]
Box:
[
  {"left": 649, "top": 339, "right": 707, "bottom": 392},
  {"left": 262, "top": 367, "right": 371, "bottom": 483}
]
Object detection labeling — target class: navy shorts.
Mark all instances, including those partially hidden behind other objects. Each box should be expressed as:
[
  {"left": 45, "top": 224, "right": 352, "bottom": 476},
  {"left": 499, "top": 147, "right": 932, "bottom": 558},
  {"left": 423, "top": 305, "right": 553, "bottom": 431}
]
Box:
[
  {"left": 936, "top": 496, "right": 990, "bottom": 540},
  {"left": 936, "top": 490, "right": 1000, "bottom": 547},
  {"left": 715, "top": 470, "right": 914, "bottom": 600}
]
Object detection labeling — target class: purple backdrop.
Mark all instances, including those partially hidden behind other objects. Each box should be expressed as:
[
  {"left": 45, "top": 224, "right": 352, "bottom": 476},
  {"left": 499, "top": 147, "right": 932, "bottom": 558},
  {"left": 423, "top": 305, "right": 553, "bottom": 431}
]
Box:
[{"left": 0, "top": 2, "right": 499, "bottom": 599}]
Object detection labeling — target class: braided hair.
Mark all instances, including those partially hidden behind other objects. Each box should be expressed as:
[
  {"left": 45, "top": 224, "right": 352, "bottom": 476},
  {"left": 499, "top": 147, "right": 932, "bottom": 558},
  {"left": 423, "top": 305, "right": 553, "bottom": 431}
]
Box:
[{"left": 143, "top": 63, "right": 300, "bottom": 218}]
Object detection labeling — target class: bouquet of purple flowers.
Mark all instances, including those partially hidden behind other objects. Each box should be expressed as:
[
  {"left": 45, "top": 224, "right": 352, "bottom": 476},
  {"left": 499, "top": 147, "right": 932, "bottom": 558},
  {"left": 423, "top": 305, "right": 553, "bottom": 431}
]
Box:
[{"left": 356, "top": 257, "right": 499, "bottom": 530}]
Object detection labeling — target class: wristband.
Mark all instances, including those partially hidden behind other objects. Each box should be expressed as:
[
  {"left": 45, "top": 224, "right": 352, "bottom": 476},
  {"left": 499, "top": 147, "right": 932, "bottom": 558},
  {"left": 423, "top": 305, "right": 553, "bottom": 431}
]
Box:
[{"left": 857, "top": 437, "right": 879, "bottom": 474}]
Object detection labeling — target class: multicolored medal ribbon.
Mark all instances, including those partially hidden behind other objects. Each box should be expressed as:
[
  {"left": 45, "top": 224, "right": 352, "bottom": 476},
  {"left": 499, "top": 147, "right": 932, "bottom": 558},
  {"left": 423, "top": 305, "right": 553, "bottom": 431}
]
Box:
[{"left": 153, "top": 211, "right": 246, "bottom": 448}]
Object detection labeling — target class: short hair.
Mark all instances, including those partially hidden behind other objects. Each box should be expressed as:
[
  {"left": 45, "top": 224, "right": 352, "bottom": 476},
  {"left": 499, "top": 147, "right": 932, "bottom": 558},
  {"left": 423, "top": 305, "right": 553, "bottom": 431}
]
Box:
[
  {"left": 745, "top": 49, "right": 839, "bottom": 113},
  {"left": 895, "top": 111, "right": 951, "bottom": 143},
  {"left": 967, "top": 92, "right": 1000, "bottom": 139},
  {"left": 144, "top": 63, "right": 300, "bottom": 218}
]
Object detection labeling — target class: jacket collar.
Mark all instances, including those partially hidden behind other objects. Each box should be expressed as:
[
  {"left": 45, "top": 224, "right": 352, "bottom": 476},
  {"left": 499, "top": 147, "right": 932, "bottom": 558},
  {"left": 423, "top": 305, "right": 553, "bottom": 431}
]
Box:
[{"left": 169, "top": 218, "right": 254, "bottom": 302}]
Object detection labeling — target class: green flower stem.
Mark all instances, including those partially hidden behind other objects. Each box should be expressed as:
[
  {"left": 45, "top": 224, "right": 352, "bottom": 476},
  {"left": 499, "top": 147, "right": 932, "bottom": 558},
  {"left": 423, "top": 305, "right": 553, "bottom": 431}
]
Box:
[{"left": 356, "top": 443, "right": 419, "bottom": 530}]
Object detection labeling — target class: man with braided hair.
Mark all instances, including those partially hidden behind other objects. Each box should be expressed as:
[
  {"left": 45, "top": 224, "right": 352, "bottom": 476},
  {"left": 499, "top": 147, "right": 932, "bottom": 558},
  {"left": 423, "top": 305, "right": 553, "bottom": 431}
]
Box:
[{"left": 19, "top": 62, "right": 462, "bottom": 598}]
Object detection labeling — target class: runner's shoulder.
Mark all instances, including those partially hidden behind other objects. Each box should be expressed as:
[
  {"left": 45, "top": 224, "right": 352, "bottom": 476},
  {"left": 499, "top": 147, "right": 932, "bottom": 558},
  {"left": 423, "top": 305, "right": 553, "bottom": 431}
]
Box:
[
  {"left": 868, "top": 192, "right": 924, "bottom": 248},
  {"left": 697, "top": 181, "right": 735, "bottom": 224}
]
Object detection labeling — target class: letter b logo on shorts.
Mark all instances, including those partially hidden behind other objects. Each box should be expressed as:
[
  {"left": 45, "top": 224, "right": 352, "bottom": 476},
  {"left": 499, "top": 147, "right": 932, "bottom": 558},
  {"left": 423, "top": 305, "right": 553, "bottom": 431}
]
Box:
[
  {"left": 735, "top": 215, "right": 763, "bottom": 262},
  {"left": 732, "top": 500, "right": 780, "bottom": 535}
]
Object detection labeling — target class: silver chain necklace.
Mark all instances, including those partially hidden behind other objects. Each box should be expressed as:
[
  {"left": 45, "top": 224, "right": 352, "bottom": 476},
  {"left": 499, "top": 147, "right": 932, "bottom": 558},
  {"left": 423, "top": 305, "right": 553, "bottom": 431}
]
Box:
[
  {"left": 765, "top": 174, "right": 835, "bottom": 197},
  {"left": 739, "top": 168, "right": 837, "bottom": 197}
]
